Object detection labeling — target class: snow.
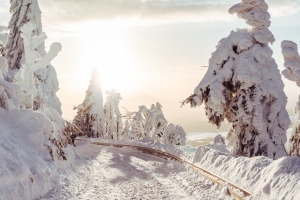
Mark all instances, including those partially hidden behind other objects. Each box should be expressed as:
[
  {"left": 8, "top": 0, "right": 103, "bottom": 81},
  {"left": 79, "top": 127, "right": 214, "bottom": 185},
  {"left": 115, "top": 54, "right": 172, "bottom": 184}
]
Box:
[
  {"left": 85, "top": 137, "right": 300, "bottom": 200},
  {"left": 183, "top": 0, "right": 290, "bottom": 159},
  {"left": 0, "top": 108, "right": 74, "bottom": 200},
  {"left": 5, "top": 0, "right": 62, "bottom": 115},
  {"left": 39, "top": 139, "right": 231, "bottom": 200},
  {"left": 13, "top": 22, "right": 62, "bottom": 110},
  {"left": 193, "top": 146, "right": 300, "bottom": 200},
  {"left": 73, "top": 69, "right": 104, "bottom": 138},
  {"left": 281, "top": 41, "right": 300, "bottom": 156}
]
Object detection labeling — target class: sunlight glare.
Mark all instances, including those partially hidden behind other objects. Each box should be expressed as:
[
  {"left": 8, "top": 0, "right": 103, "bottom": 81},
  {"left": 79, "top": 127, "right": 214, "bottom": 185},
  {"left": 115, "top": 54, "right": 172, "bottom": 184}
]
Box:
[{"left": 80, "top": 21, "right": 140, "bottom": 95}]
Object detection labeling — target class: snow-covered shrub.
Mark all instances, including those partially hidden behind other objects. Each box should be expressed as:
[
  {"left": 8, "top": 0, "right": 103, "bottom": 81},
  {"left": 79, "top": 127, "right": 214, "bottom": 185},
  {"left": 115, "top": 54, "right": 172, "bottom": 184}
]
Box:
[
  {"left": 127, "top": 103, "right": 186, "bottom": 145},
  {"left": 165, "top": 124, "right": 186, "bottom": 145},
  {"left": 281, "top": 41, "right": 300, "bottom": 156},
  {"left": 5, "top": 0, "right": 62, "bottom": 114},
  {"left": 127, "top": 103, "right": 167, "bottom": 141},
  {"left": 103, "top": 89, "right": 123, "bottom": 140},
  {"left": 213, "top": 134, "right": 225, "bottom": 145},
  {"left": 13, "top": 22, "right": 61, "bottom": 110},
  {"left": 73, "top": 69, "right": 104, "bottom": 138},
  {"left": 182, "top": 0, "right": 290, "bottom": 159}
]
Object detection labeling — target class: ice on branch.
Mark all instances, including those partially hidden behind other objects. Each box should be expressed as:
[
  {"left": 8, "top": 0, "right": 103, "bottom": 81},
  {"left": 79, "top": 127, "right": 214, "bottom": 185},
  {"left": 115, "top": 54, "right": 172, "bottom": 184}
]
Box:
[
  {"left": 182, "top": 0, "right": 290, "bottom": 159},
  {"left": 281, "top": 41, "right": 300, "bottom": 156},
  {"left": 13, "top": 22, "right": 61, "bottom": 109}
]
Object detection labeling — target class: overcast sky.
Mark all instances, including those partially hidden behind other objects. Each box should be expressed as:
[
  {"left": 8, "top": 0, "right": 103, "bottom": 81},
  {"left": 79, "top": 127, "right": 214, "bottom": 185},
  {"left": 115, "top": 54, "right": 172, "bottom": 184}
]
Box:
[{"left": 0, "top": 0, "right": 300, "bottom": 132}]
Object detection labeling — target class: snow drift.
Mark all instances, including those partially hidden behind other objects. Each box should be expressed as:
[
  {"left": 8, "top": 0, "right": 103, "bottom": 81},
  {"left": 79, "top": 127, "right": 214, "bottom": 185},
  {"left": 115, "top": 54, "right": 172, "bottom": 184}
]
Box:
[
  {"left": 0, "top": 108, "right": 74, "bottom": 200},
  {"left": 89, "top": 137, "right": 300, "bottom": 200}
]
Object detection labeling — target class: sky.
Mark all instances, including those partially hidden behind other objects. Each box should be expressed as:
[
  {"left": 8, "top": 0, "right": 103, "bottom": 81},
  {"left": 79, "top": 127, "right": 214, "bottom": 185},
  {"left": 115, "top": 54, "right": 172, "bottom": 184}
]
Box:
[{"left": 0, "top": 0, "right": 300, "bottom": 133}]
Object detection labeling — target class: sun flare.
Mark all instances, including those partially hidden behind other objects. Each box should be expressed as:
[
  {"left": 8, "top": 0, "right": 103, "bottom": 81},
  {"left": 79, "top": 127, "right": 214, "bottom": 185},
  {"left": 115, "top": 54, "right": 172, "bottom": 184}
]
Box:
[{"left": 80, "top": 22, "right": 139, "bottom": 94}]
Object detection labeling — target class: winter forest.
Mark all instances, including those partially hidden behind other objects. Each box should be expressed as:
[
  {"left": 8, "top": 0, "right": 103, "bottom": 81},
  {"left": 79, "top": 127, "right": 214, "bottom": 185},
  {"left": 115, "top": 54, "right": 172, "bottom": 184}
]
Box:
[{"left": 0, "top": 0, "right": 300, "bottom": 199}]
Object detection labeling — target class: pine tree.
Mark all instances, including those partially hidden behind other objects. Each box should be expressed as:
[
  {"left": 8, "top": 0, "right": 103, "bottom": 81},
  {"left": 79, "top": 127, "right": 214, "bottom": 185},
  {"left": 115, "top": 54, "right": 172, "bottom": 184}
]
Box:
[
  {"left": 5, "top": 0, "right": 62, "bottom": 114},
  {"left": 103, "top": 90, "right": 123, "bottom": 140},
  {"left": 128, "top": 103, "right": 168, "bottom": 142},
  {"left": 182, "top": 0, "right": 290, "bottom": 159},
  {"left": 281, "top": 41, "right": 300, "bottom": 156},
  {"left": 73, "top": 69, "right": 104, "bottom": 138},
  {"left": 122, "top": 120, "right": 131, "bottom": 140},
  {"left": 165, "top": 124, "right": 186, "bottom": 146},
  {"left": 151, "top": 103, "right": 168, "bottom": 142},
  {"left": 0, "top": 32, "right": 20, "bottom": 110}
]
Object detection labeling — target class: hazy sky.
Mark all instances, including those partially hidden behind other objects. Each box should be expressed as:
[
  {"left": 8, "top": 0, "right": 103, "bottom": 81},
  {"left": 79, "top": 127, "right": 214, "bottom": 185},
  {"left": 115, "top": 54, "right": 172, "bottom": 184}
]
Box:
[{"left": 0, "top": 0, "right": 300, "bottom": 132}]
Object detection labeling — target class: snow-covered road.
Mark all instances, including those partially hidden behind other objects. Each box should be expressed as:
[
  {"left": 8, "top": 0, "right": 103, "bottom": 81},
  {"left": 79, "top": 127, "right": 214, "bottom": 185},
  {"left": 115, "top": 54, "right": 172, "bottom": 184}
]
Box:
[{"left": 40, "top": 140, "right": 231, "bottom": 200}]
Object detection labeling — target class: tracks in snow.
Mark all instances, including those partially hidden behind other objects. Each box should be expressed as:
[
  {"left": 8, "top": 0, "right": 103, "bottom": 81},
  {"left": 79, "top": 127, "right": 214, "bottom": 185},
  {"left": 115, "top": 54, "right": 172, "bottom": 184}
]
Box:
[{"left": 40, "top": 140, "right": 231, "bottom": 200}]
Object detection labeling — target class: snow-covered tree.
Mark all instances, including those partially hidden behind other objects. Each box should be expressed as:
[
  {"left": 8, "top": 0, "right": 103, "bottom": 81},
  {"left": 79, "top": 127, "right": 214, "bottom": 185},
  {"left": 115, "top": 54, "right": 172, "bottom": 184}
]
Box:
[
  {"left": 122, "top": 119, "right": 131, "bottom": 139},
  {"left": 0, "top": 31, "right": 20, "bottom": 110},
  {"left": 73, "top": 69, "right": 104, "bottom": 138},
  {"left": 5, "top": 0, "right": 62, "bottom": 114},
  {"left": 13, "top": 22, "right": 61, "bottom": 110},
  {"left": 128, "top": 103, "right": 168, "bottom": 142},
  {"left": 103, "top": 90, "right": 123, "bottom": 140},
  {"left": 132, "top": 105, "right": 155, "bottom": 138},
  {"left": 130, "top": 111, "right": 145, "bottom": 139},
  {"left": 151, "top": 103, "right": 168, "bottom": 142},
  {"left": 165, "top": 124, "right": 186, "bottom": 145},
  {"left": 214, "top": 134, "right": 225, "bottom": 145},
  {"left": 281, "top": 40, "right": 300, "bottom": 156},
  {"left": 182, "top": 0, "right": 290, "bottom": 159}
]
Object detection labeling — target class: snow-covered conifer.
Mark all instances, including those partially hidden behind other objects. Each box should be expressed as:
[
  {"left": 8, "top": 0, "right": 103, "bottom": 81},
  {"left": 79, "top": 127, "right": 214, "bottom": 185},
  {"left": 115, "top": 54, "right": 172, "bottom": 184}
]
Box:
[
  {"left": 5, "top": 0, "right": 62, "bottom": 114},
  {"left": 214, "top": 134, "right": 225, "bottom": 145},
  {"left": 73, "top": 69, "right": 104, "bottom": 138},
  {"left": 151, "top": 103, "right": 168, "bottom": 142},
  {"left": 131, "top": 111, "right": 145, "bottom": 139},
  {"left": 165, "top": 124, "right": 186, "bottom": 145},
  {"left": 127, "top": 103, "right": 168, "bottom": 142},
  {"left": 0, "top": 32, "right": 20, "bottom": 110},
  {"left": 281, "top": 40, "right": 300, "bottom": 156},
  {"left": 122, "top": 119, "right": 131, "bottom": 140},
  {"left": 13, "top": 22, "right": 61, "bottom": 110},
  {"left": 103, "top": 90, "right": 123, "bottom": 140},
  {"left": 182, "top": 0, "right": 290, "bottom": 159}
]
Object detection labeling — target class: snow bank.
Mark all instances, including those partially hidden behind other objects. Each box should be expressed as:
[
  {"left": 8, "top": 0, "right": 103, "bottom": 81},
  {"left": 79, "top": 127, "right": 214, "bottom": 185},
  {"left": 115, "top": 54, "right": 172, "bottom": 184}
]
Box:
[
  {"left": 0, "top": 108, "right": 74, "bottom": 200},
  {"left": 89, "top": 137, "right": 300, "bottom": 200}
]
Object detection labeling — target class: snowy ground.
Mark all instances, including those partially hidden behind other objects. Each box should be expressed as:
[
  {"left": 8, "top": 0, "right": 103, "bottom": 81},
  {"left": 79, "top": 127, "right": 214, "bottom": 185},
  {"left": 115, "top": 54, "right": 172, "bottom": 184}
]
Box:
[{"left": 39, "top": 139, "right": 231, "bottom": 200}]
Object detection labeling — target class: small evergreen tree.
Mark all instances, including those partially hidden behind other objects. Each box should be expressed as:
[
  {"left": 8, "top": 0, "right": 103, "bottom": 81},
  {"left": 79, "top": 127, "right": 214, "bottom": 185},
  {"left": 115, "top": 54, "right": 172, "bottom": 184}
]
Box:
[
  {"left": 281, "top": 40, "right": 300, "bottom": 156},
  {"left": 182, "top": 0, "right": 290, "bottom": 159},
  {"left": 151, "top": 103, "right": 168, "bottom": 142},
  {"left": 165, "top": 124, "right": 186, "bottom": 145},
  {"left": 103, "top": 90, "right": 123, "bottom": 140},
  {"left": 73, "top": 69, "right": 104, "bottom": 138}
]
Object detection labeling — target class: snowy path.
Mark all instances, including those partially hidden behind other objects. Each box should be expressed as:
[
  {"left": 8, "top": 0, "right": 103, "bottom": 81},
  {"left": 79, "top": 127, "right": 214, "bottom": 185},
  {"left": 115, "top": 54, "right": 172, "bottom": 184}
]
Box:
[{"left": 40, "top": 140, "right": 231, "bottom": 200}]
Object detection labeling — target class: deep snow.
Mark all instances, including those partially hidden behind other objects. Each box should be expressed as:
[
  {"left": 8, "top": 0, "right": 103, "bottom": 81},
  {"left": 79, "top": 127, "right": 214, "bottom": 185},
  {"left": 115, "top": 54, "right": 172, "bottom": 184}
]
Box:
[{"left": 39, "top": 139, "right": 231, "bottom": 200}]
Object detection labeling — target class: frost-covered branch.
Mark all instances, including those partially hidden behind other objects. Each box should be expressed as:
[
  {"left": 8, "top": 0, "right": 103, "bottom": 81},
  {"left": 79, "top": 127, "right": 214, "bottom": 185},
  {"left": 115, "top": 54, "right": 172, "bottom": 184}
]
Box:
[{"left": 14, "top": 22, "right": 61, "bottom": 109}]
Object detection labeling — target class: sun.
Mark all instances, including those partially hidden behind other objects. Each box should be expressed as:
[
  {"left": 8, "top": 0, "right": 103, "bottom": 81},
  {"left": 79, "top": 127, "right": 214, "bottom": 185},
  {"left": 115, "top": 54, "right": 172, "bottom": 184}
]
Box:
[{"left": 79, "top": 21, "right": 140, "bottom": 94}]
